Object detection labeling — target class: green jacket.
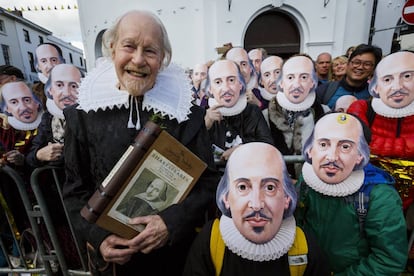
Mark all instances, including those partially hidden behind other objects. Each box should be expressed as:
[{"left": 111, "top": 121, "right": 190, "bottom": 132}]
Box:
[{"left": 295, "top": 164, "right": 407, "bottom": 275}]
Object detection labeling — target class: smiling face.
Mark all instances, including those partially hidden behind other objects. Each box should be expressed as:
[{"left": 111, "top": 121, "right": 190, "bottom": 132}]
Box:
[
  {"left": 307, "top": 113, "right": 363, "bottom": 184},
  {"left": 208, "top": 60, "right": 242, "bottom": 107},
  {"left": 346, "top": 52, "right": 375, "bottom": 85},
  {"left": 111, "top": 11, "right": 164, "bottom": 96},
  {"left": 223, "top": 143, "right": 290, "bottom": 244},
  {"left": 280, "top": 56, "right": 316, "bottom": 104},
  {"left": 2, "top": 82, "right": 39, "bottom": 123},
  {"left": 48, "top": 64, "right": 81, "bottom": 110},
  {"left": 332, "top": 57, "right": 348, "bottom": 80},
  {"left": 260, "top": 56, "right": 283, "bottom": 94},
  {"left": 35, "top": 44, "right": 62, "bottom": 78},
  {"left": 373, "top": 51, "right": 414, "bottom": 109}
]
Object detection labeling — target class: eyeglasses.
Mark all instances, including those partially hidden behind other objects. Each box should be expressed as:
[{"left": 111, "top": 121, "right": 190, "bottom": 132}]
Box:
[{"left": 350, "top": 59, "right": 374, "bottom": 69}]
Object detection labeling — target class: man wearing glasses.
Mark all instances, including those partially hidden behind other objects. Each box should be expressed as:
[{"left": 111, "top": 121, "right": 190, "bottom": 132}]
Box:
[{"left": 316, "top": 44, "right": 382, "bottom": 109}]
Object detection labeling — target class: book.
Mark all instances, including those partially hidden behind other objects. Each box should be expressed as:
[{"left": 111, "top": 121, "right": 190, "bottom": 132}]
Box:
[{"left": 81, "top": 121, "right": 207, "bottom": 239}]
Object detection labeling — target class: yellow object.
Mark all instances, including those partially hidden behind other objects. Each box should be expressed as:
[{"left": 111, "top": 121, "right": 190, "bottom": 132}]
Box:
[{"left": 210, "top": 218, "right": 308, "bottom": 276}]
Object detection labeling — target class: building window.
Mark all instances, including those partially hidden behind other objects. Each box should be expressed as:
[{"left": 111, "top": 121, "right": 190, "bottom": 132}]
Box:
[
  {"left": 69, "top": 53, "right": 73, "bottom": 63},
  {"left": 1, "top": 44, "right": 10, "bottom": 65},
  {"left": 23, "top": 29, "right": 31, "bottom": 43},
  {"left": 28, "top": 52, "right": 36, "bottom": 72},
  {"left": 79, "top": 57, "right": 83, "bottom": 67},
  {"left": 0, "top": 20, "right": 5, "bottom": 32},
  {"left": 39, "top": 36, "right": 44, "bottom": 44}
]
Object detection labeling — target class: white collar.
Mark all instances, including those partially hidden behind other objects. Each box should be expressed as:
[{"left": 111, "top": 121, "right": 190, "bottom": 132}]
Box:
[
  {"left": 247, "top": 77, "right": 258, "bottom": 90},
  {"left": 371, "top": 97, "right": 414, "bottom": 118},
  {"left": 37, "top": 72, "right": 48, "bottom": 84},
  {"left": 259, "top": 86, "right": 276, "bottom": 101},
  {"left": 220, "top": 215, "right": 296, "bottom": 262},
  {"left": 301, "top": 162, "right": 364, "bottom": 197},
  {"left": 77, "top": 58, "right": 193, "bottom": 124},
  {"left": 276, "top": 91, "right": 315, "bottom": 112},
  {"left": 8, "top": 112, "right": 43, "bottom": 131},
  {"left": 46, "top": 99, "right": 64, "bottom": 119},
  {"left": 208, "top": 96, "right": 248, "bottom": 116}
]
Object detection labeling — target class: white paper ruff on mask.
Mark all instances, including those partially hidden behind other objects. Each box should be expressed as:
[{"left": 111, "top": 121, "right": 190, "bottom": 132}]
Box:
[
  {"left": 76, "top": 58, "right": 193, "bottom": 126},
  {"left": 220, "top": 215, "right": 296, "bottom": 262},
  {"left": 371, "top": 97, "right": 414, "bottom": 118},
  {"left": 301, "top": 162, "right": 364, "bottom": 197},
  {"left": 208, "top": 96, "right": 247, "bottom": 117},
  {"left": 46, "top": 98, "right": 64, "bottom": 119},
  {"left": 259, "top": 86, "right": 276, "bottom": 101},
  {"left": 38, "top": 72, "right": 49, "bottom": 84},
  {"left": 277, "top": 91, "right": 315, "bottom": 112},
  {"left": 8, "top": 111, "right": 43, "bottom": 131}
]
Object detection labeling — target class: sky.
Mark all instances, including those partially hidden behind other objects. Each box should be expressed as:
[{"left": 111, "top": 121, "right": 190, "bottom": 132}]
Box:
[{"left": 0, "top": 0, "right": 84, "bottom": 51}]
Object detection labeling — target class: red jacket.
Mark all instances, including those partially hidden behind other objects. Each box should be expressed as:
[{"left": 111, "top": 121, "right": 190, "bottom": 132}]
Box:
[{"left": 348, "top": 100, "right": 414, "bottom": 158}]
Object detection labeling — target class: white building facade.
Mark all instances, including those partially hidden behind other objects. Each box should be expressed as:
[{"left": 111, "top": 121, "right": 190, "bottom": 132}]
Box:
[
  {"left": 0, "top": 7, "right": 86, "bottom": 83},
  {"left": 77, "top": 0, "right": 410, "bottom": 70}
]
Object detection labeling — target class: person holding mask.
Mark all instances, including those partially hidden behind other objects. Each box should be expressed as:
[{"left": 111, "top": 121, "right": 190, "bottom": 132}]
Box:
[
  {"left": 184, "top": 142, "right": 329, "bottom": 276},
  {"left": 348, "top": 50, "right": 414, "bottom": 211},
  {"left": 62, "top": 10, "right": 220, "bottom": 276},
  {"left": 26, "top": 63, "right": 81, "bottom": 167},
  {"left": 267, "top": 55, "right": 329, "bottom": 179},
  {"left": 0, "top": 81, "right": 42, "bottom": 167},
  {"left": 258, "top": 55, "right": 283, "bottom": 114},
  {"left": 295, "top": 113, "right": 407, "bottom": 274},
  {"left": 204, "top": 59, "right": 273, "bottom": 162},
  {"left": 226, "top": 47, "right": 265, "bottom": 109},
  {"left": 32, "top": 43, "right": 65, "bottom": 108}
]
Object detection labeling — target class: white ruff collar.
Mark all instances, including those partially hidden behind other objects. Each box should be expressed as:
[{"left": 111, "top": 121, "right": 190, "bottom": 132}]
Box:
[
  {"left": 77, "top": 58, "right": 193, "bottom": 123},
  {"left": 46, "top": 99, "right": 64, "bottom": 119},
  {"left": 208, "top": 96, "right": 247, "bottom": 116},
  {"left": 8, "top": 112, "right": 43, "bottom": 131},
  {"left": 220, "top": 215, "right": 296, "bottom": 262},
  {"left": 277, "top": 91, "right": 315, "bottom": 112},
  {"left": 247, "top": 77, "right": 257, "bottom": 90},
  {"left": 301, "top": 162, "right": 364, "bottom": 197},
  {"left": 371, "top": 97, "right": 414, "bottom": 118},
  {"left": 37, "top": 72, "right": 48, "bottom": 84},
  {"left": 259, "top": 86, "right": 276, "bottom": 101}
]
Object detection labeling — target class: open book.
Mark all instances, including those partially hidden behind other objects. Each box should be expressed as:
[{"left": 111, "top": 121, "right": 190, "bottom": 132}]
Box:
[{"left": 81, "top": 121, "right": 207, "bottom": 239}]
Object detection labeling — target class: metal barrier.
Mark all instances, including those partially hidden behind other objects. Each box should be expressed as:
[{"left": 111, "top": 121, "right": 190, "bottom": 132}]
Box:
[
  {"left": 30, "top": 165, "right": 90, "bottom": 276},
  {"left": 0, "top": 165, "right": 54, "bottom": 275}
]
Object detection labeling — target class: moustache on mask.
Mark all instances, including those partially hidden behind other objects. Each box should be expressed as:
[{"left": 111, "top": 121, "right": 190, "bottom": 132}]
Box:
[
  {"left": 320, "top": 161, "right": 342, "bottom": 170},
  {"left": 220, "top": 91, "right": 234, "bottom": 98},
  {"left": 289, "top": 88, "right": 304, "bottom": 94},
  {"left": 388, "top": 90, "right": 409, "bottom": 98},
  {"left": 244, "top": 210, "right": 271, "bottom": 220},
  {"left": 19, "top": 109, "right": 33, "bottom": 117}
]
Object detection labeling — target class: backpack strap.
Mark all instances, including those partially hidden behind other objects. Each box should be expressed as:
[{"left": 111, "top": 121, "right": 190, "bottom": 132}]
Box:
[
  {"left": 210, "top": 219, "right": 225, "bottom": 276},
  {"left": 355, "top": 191, "right": 369, "bottom": 237},
  {"left": 366, "top": 99, "right": 376, "bottom": 127},
  {"left": 210, "top": 220, "right": 308, "bottom": 276},
  {"left": 325, "top": 81, "right": 340, "bottom": 104},
  {"left": 288, "top": 226, "right": 308, "bottom": 276}
]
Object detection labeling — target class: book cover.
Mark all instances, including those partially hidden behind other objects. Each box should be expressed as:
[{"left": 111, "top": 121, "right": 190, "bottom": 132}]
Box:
[{"left": 95, "top": 130, "right": 207, "bottom": 239}]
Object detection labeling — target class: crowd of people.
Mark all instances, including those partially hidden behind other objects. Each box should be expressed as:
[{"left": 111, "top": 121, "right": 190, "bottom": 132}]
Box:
[{"left": 0, "top": 8, "right": 413, "bottom": 276}]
